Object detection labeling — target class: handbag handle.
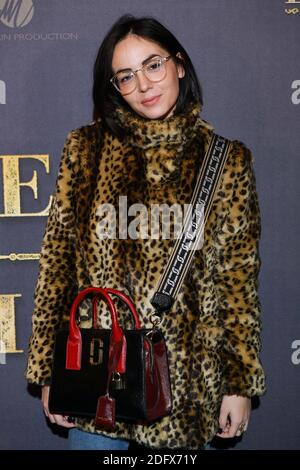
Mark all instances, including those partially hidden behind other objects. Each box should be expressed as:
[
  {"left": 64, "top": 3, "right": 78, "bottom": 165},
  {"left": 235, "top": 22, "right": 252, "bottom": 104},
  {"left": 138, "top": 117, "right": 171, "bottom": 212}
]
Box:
[
  {"left": 66, "top": 287, "right": 126, "bottom": 371},
  {"left": 104, "top": 288, "right": 151, "bottom": 354},
  {"left": 104, "top": 288, "right": 142, "bottom": 329},
  {"left": 90, "top": 288, "right": 142, "bottom": 329}
]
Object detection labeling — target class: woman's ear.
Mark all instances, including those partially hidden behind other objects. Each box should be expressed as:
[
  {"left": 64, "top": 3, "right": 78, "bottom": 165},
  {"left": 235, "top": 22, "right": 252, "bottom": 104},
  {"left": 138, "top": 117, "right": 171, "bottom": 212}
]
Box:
[{"left": 175, "top": 52, "right": 185, "bottom": 79}]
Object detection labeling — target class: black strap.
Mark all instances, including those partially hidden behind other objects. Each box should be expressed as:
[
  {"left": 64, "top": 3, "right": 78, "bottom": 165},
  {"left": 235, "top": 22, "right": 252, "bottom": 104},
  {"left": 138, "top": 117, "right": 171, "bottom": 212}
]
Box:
[{"left": 150, "top": 133, "right": 231, "bottom": 315}]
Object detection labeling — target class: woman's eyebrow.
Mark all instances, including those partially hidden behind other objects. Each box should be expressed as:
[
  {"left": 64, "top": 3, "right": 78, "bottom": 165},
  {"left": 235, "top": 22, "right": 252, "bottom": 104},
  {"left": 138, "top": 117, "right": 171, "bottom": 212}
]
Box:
[{"left": 114, "top": 53, "right": 161, "bottom": 74}]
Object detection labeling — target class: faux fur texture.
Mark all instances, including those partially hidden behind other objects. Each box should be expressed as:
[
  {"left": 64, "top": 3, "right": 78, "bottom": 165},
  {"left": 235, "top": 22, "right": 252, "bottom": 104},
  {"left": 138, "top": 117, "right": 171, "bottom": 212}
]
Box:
[{"left": 26, "top": 102, "right": 266, "bottom": 449}]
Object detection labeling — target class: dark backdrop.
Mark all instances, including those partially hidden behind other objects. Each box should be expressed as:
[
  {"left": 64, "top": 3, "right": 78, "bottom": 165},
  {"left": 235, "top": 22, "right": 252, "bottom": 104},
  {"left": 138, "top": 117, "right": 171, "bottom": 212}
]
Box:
[{"left": 0, "top": 0, "right": 299, "bottom": 450}]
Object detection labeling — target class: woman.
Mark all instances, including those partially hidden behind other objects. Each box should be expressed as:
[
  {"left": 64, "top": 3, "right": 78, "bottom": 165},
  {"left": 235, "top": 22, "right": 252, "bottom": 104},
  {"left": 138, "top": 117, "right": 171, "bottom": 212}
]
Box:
[{"left": 26, "top": 14, "right": 266, "bottom": 450}]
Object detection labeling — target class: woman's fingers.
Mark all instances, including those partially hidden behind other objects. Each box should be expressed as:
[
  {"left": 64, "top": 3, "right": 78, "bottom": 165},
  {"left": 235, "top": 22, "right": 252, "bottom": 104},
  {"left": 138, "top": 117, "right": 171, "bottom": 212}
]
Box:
[
  {"left": 47, "top": 412, "right": 77, "bottom": 428},
  {"left": 216, "top": 395, "right": 251, "bottom": 438},
  {"left": 52, "top": 414, "right": 77, "bottom": 428},
  {"left": 235, "top": 420, "right": 248, "bottom": 437},
  {"left": 217, "top": 420, "right": 248, "bottom": 438}
]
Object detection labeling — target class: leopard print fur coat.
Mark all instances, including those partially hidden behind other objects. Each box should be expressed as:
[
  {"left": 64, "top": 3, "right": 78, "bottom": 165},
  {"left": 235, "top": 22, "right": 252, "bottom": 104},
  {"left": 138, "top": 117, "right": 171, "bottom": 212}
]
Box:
[{"left": 26, "top": 102, "right": 266, "bottom": 449}]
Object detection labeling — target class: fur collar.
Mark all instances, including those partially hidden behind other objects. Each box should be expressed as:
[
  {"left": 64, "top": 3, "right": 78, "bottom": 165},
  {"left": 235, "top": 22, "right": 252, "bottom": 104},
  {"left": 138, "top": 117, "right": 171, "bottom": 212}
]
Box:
[{"left": 114, "top": 101, "right": 213, "bottom": 185}]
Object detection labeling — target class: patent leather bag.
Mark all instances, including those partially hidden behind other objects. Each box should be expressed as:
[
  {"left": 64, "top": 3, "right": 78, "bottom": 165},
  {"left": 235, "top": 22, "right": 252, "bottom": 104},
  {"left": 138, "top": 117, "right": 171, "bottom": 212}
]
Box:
[{"left": 48, "top": 287, "right": 172, "bottom": 429}]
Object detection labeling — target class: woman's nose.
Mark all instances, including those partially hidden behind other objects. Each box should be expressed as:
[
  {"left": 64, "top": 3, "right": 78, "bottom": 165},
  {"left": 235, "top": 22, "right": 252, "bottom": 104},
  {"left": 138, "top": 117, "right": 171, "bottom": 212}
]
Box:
[{"left": 135, "top": 70, "right": 152, "bottom": 92}]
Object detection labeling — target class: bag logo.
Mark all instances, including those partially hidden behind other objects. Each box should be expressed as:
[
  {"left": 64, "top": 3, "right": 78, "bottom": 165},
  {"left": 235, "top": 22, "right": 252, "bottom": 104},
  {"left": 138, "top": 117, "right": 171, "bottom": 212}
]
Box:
[{"left": 89, "top": 338, "right": 103, "bottom": 366}]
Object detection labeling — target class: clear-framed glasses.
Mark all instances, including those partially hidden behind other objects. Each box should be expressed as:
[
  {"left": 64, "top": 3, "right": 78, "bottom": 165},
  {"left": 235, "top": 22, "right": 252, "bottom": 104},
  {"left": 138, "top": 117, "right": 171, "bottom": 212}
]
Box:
[{"left": 110, "top": 55, "right": 172, "bottom": 94}]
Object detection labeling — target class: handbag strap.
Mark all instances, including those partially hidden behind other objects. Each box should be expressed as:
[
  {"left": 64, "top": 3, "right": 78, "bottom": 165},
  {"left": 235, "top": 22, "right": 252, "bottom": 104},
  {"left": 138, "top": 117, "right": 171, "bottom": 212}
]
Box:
[{"left": 150, "top": 133, "right": 231, "bottom": 316}]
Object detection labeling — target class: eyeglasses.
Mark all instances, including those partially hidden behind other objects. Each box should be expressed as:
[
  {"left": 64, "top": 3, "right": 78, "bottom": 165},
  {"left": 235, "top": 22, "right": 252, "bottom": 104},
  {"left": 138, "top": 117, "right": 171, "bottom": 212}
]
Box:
[{"left": 110, "top": 55, "right": 172, "bottom": 94}]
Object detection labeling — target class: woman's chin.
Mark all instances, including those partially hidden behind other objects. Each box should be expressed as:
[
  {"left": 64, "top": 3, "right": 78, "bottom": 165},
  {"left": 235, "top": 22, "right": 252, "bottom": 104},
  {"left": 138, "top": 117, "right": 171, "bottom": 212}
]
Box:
[{"left": 136, "top": 104, "right": 176, "bottom": 120}]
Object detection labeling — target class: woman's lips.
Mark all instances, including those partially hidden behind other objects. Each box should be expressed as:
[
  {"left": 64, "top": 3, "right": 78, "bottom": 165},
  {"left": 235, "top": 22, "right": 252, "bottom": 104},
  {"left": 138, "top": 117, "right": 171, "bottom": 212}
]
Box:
[{"left": 141, "top": 95, "right": 161, "bottom": 106}]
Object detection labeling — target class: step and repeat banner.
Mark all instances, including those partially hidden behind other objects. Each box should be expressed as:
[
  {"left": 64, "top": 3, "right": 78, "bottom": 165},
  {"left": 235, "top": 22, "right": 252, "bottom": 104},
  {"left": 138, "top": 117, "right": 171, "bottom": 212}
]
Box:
[{"left": 0, "top": 0, "right": 299, "bottom": 450}]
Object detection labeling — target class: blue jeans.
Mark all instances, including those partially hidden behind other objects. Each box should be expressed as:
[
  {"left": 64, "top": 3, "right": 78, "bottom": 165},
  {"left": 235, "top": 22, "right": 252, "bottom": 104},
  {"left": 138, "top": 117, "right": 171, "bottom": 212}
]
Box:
[
  {"left": 69, "top": 428, "right": 129, "bottom": 450},
  {"left": 68, "top": 428, "right": 215, "bottom": 451}
]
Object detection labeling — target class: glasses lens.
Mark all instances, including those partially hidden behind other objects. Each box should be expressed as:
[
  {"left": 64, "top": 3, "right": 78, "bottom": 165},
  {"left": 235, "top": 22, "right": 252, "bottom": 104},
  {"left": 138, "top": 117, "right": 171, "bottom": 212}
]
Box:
[
  {"left": 112, "top": 57, "right": 169, "bottom": 93},
  {"left": 114, "top": 71, "right": 135, "bottom": 92},
  {"left": 144, "top": 58, "right": 166, "bottom": 82}
]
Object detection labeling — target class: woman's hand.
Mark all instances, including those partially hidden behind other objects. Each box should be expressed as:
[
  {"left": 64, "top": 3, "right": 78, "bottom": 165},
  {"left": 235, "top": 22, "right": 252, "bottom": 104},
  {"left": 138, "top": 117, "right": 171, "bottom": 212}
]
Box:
[
  {"left": 42, "top": 385, "right": 77, "bottom": 428},
  {"left": 216, "top": 394, "right": 251, "bottom": 438}
]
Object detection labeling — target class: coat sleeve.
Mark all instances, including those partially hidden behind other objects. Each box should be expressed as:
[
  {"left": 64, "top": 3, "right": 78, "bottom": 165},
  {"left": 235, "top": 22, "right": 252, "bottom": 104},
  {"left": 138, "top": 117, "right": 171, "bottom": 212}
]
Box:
[
  {"left": 25, "top": 130, "right": 80, "bottom": 385},
  {"left": 214, "top": 140, "right": 266, "bottom": 397}
]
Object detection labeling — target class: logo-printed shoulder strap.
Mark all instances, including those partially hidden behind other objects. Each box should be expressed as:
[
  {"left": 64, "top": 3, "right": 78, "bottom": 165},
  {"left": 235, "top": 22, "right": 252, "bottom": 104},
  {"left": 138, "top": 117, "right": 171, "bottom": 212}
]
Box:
[{"left": 150, "top": 133, "right": 232, "bottom": 315}]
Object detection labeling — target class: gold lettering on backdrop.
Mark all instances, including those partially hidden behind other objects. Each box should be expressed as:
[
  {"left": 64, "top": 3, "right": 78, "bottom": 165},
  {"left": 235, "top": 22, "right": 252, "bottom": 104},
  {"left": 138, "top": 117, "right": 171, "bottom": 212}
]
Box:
[
  {"left": 0, "top": 253, "right": 40, "bottom": 261},
  {"left": 285, "top": 8, "right": 300, "bottom": 13},
  {"left": 0, "top": 154, "right": 52, "bottom": 217},
  {"left": 0, "top": 294, "right": 23, "bottom": 354},
  {"left": 285, "top": 0, "right": 300, "bottom": 13},
  {"left": 285, "top": 0, "right": 300, "bottom": 14}
]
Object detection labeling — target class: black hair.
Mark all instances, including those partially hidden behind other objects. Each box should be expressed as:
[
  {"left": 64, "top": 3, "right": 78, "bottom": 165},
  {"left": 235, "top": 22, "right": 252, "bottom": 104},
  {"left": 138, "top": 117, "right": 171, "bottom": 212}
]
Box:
[{"left": 93, "top": 14, "right": 203, "bottom": 137}]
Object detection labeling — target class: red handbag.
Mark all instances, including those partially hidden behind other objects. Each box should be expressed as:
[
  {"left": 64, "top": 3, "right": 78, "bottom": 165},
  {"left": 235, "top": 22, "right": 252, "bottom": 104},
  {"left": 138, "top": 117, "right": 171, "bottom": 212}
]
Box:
[{"left": 49, "top": 287, "right": 172, "bottom": 429}]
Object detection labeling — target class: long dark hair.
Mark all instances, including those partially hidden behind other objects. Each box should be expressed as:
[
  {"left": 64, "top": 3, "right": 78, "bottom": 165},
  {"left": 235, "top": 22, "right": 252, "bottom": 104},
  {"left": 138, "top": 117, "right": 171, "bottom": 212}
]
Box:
[{"left": 93, "top": 14, "right": 203, "bottom": 137}]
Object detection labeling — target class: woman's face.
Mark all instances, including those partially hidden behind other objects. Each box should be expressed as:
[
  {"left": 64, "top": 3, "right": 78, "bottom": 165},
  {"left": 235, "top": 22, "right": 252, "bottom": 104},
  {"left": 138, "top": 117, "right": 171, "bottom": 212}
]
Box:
[{"left": 111, "top": 35, "right": 185, "bottom": 120}]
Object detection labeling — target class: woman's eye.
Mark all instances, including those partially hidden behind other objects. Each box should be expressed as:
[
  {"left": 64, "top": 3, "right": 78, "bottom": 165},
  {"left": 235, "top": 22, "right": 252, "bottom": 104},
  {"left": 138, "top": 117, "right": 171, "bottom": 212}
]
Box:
[
  {"left": 147, "top": 61, "right": 162, "bottom": 71},
  {"left": 120, "top": 74, "right": 133, "bottom": 83}
]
